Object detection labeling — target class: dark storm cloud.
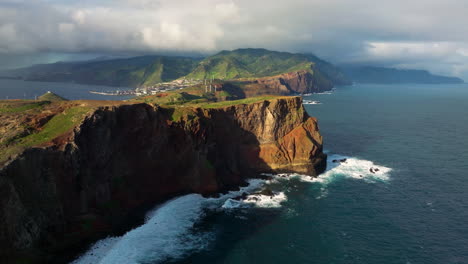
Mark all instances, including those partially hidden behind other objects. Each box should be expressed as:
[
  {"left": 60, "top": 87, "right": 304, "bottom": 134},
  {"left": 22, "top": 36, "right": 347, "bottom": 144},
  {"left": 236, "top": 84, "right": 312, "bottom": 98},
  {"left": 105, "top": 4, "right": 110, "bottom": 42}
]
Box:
[{"left": 1, "top": 0, "right": 467, "bottom": 78}]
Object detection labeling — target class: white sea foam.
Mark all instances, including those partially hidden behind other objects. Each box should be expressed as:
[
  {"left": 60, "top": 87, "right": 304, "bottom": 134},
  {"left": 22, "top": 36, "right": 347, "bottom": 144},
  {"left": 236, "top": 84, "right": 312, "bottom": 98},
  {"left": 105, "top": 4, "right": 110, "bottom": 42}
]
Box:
[
  {"left": 301, "top": 88, "right": 335, "bottom": 96},
  {"left": 265, "top": 154, "right": 392, "bottom": 199},
  {"left": 268, "top": 154, "right": 391, "bottom": 185},
  {"left": 222, "top": 192, "right": 287, "bottom": 209},
  {"left": 72, "top": 179, "right": 270, "bottom": 264},
  {"left": 242, "top": 192, "right": 287, "bottom": 208},
  {"left": 314, "top": 89, "right": 335, "bottom": 95},
  {"left": 72, "top": 154, "right": 391, "bottom": 263},
  {"left": 302, "top": 100, "right": 321, "bottom": 105},
  {"left": 72, "top": 194, "right": 212, "bottom": 264}
]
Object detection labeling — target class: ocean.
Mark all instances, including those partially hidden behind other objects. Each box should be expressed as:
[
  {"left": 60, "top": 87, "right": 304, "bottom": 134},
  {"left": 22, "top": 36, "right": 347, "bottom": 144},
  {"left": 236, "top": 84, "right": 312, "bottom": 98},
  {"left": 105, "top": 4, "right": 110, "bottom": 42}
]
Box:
[
  {"left": 0, "top": 79, "right": 133, "bottom": 100},
  {"left": 23, "top": 82, "right": 467, "bottom": 264}
]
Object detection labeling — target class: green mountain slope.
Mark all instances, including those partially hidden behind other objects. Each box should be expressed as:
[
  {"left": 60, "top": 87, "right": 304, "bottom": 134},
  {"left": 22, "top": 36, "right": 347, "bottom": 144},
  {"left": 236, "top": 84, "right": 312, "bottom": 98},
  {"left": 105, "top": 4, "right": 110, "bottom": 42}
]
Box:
[
  {"left": 185, "top": 49, "right": 351, "bottom": 86},
  {"left": 1, "top": 49, "right": 350, "bottom": 89},
  {"left": 3, "top": 56, "right": 200, "bottom": 87},
  {"left": 186, "top": 48, "right": 311, "bottom": 79}
]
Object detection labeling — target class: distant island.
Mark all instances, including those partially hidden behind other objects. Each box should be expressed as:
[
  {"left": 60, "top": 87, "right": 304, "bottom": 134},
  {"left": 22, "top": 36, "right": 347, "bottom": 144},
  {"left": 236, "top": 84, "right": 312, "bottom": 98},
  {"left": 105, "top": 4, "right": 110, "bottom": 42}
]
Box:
[{"left": 341, "top": 66, "right": 464, "bottom": 84}]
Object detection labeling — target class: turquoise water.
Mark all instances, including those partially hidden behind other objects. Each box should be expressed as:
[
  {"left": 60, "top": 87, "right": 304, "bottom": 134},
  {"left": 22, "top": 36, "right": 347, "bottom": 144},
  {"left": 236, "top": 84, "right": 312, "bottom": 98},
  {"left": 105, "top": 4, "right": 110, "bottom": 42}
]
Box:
[
  {"left": 0, "top": 79, "right": 133, "bottom": 100},
  {"left": 73, "top": 83, "right": 468, "bottom": 264}
]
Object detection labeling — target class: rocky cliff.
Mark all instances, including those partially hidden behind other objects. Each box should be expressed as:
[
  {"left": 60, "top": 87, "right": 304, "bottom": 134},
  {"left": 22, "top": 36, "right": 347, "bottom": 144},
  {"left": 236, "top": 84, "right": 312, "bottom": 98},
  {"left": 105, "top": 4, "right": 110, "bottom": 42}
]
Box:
[
  {"left": 0, "top": 96, "right": 326, "bottom": 263},
  {"left": 239, "top": 70, "right": 333, "bottom": 97}
]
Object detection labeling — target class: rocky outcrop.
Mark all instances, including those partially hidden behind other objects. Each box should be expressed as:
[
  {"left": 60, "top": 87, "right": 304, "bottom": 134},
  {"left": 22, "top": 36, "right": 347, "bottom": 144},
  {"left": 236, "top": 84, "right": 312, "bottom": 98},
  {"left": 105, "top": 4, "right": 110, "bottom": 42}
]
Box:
[
  {"left": 0, "top": 97, "right": 326, "bottom": 263},
  {"left": 240, "top": 70, "right": 333, "bottom": 97}
]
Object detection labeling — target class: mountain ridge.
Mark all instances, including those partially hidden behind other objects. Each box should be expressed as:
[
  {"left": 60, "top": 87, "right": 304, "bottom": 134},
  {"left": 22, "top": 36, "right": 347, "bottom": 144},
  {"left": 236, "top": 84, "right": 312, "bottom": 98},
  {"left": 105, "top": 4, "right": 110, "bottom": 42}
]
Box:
[
  {"left": 342, "top": 65, "right": 464, "bottom": 84},
  {"left": 0, "top": 49, "right": 350, "bottom": 92}
]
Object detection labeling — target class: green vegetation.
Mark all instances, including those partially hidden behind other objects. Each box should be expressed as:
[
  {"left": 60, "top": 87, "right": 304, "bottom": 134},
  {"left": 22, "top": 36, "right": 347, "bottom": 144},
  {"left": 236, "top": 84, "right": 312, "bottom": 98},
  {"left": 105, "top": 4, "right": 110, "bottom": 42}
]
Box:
[
  {"left": 0, "top": 105, "right": 92, "bottom": 164},
  {"left": 0, "top": 92, "right": 286, "bottom": 165},
  {"left": 2, "top": 48, "right": 350, "bottom": 88},
  {"left": 6, "top": 56, "right": 200, "bottom": 87},
  {"left": 17, "top": 107, "right": 91, "bottom": 147},
  {"left": 186, "top": 49, "right": 315, "bottom": 80},
  {"left": 168, "top": 107, "right": 198, "bottom": 122},
  {"left": 201, "top": 95, "right": 281, "bottom": 108},
  {"left": 38, "top": 92, "right": 68, "bottom": 102},
  {"left": 85, "top": 56, "right": 200, "bottom": 87},
  {"left": 0, "top": 101, "right": 49, "bottom": 113},
  {"left": 139, "top": 91, "right": 209, "bottom": 106}
]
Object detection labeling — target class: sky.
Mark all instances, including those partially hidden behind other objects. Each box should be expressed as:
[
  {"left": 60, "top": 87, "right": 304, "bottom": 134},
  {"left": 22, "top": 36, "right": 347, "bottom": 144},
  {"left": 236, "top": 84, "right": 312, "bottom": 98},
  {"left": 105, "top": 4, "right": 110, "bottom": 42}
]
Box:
[{"left": 1, "top": 0, "right": 468, "bottom": 80}]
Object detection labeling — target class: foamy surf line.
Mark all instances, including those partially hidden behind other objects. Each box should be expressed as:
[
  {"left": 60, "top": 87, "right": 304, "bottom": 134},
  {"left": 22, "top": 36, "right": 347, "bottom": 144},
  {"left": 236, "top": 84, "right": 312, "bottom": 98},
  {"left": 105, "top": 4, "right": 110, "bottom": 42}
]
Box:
[
  {"left": 267, "top": 154, "right": 392, "bottom": 185},
  {"left": 71, "top": 179, "right": 275, "bottom": 264},
  {"left": 264, "top": 154, "right": 392, "bottom": 199}
]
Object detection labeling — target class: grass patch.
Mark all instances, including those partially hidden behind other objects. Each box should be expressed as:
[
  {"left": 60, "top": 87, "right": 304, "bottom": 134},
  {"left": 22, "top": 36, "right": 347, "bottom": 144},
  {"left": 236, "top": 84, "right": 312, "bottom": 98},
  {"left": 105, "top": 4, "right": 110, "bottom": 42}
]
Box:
[
  {"left": 38, "top": 92, "right": 67, "bottom": 102},
  {"left": 0, "top": 101, "right": 50, "bottom": 113},
  {"left": 139, "top": 91, "right": 207, "bottom": 106},
  {"left": 0, "top": 106, "right": 91, "bottom": 164},
  {"left": 16, "top": 106, "right": 92, "bottom": 148},
  {"left": 169, "top": 107, "right": 198, "bottom": 122},
  {"left": 217, "top": 91, "right": 231, "bottom": 97},
  {"left": 200, "top": 96, "right": 281, "bottom": 108}
]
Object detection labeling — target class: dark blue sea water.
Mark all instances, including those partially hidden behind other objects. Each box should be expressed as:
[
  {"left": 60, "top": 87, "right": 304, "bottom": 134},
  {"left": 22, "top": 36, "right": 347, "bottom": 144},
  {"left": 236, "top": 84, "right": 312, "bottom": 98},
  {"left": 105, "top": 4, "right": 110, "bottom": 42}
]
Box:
[
  {"left": 72, "top": 83, "right": 468, "bottom": 264},
  {"left": 0, "top": 79, "right": 133, "bottom": 100}
]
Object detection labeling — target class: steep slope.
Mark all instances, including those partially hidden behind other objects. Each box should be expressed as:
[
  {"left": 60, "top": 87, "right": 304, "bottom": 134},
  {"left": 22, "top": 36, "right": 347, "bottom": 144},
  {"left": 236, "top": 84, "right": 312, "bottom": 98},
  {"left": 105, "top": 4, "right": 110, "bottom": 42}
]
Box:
[
  {"left": 0, "top": 96, "right": 326, "bottom": 263},
  {"left": 342, "top": 66, "right": 464, "bottom": 84},
  {"left": 186, "top": 48, "right": 350, "bottom": 84},
  {"left": 230, "top": 70, "right": 333, "bottom": 97},
  {"left": 186, "top": 48, "right": 314, "bottom": 79},
  {"left": 303, "top": 54, "right": 351, "bottom": 85},
  {"left": 2, "top": 56, "right": 200, "bottom": 87},
  {"left": 186, "top": 48, "right": 349, "bottom": 93}
]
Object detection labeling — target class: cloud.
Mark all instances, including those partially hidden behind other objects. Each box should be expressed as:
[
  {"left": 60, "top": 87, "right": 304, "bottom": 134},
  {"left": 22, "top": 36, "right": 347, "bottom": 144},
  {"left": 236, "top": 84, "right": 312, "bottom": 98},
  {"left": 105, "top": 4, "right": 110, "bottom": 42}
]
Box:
[{"left": 1, "top": 0, "right": 468, "bottom": 79}]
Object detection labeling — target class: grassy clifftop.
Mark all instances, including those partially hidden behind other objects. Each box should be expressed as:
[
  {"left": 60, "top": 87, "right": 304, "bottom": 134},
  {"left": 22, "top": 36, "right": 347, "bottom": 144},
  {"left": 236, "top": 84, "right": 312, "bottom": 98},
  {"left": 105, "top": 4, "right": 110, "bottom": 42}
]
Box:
[
  {"left": 0, "top": 91, "right": 289, "bottom": 166},
  {"left": 0, "top": 94, "right": 129, "bottom": 165}
]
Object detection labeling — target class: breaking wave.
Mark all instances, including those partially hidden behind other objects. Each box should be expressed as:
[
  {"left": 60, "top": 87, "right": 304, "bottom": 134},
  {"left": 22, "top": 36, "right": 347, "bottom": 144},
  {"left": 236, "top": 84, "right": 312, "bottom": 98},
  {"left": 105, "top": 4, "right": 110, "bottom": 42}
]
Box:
[
  {"left": 270, "top": 154, "right": 391, "bottom": 185},
  {"left": 222, "top": 192, "right": 287, "bottom": 209},
  {"left": 71, "top": 179, "right": 274, "bottom": 264},
  {"left": 72, "top": 153, "right": 391, "bottom": 264},
  {"left": 262, "top": 153, "right": 392, "bottom": 199}
]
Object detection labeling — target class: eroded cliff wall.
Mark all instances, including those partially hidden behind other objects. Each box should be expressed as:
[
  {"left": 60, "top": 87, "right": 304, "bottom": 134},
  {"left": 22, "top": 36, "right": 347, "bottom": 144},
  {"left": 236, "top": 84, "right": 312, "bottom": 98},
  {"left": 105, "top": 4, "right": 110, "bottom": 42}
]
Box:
[
  {"left": 240, "top": 70, "right": 334, "bottom": 97},
  {"left": 0, "top": 97, "right": 326, "bottom": 263}
]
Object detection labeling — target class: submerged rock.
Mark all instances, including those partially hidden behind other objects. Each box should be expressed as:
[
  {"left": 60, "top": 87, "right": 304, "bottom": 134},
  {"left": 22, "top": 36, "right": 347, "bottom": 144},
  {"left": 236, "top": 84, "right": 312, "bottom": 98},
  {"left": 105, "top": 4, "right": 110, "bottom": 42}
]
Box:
[{"left": 259, "top": 188, "right": 274, "bottom": 196}]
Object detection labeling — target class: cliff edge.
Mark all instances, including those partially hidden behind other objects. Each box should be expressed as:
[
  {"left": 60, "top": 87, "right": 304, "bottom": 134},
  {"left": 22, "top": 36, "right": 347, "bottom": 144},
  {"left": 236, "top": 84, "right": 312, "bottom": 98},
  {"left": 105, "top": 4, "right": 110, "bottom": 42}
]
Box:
[{"left": 0, "top": 96, "right": 326, "bottom": 263}]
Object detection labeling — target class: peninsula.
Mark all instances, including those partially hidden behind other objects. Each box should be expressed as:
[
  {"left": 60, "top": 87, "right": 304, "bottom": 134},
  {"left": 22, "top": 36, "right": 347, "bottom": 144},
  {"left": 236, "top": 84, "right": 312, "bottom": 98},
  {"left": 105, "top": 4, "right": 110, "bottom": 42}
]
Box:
[{"left": 0, "top": 91, "right": 326, "bottom": 263}]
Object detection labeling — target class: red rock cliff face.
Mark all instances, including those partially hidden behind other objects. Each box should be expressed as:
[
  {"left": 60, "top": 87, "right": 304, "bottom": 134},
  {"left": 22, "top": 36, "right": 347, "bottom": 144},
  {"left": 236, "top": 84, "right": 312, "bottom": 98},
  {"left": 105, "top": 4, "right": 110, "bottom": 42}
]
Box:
[
  {"left": 0, "top": 97, "right": 326, "bottom": 263},
  {"left": 241, "top": 70, "right": 334, "bottom": 97}
]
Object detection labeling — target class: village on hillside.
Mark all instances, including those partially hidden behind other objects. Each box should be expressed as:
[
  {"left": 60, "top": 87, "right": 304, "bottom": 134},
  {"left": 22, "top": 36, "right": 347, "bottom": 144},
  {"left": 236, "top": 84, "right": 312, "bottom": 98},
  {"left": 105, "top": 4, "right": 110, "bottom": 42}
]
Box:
[{"left": 89, "top": 78, "right": 222, "bottom": 96}]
